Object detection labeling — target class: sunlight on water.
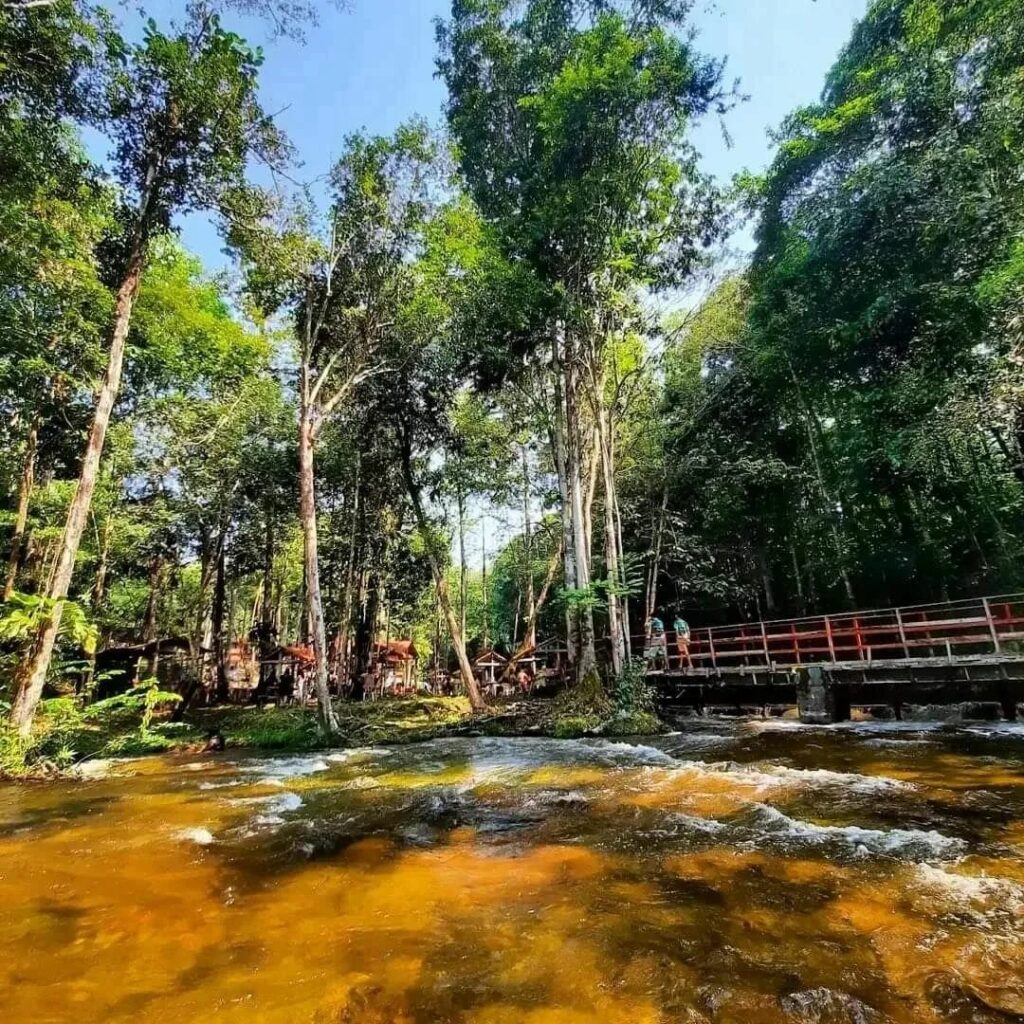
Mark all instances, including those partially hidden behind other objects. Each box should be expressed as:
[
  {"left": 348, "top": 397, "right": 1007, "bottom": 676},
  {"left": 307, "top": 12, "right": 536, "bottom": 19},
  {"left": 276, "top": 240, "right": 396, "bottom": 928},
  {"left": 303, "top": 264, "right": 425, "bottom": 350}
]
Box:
[{"left": 1, "top": 724, "right": 1023, "bottom": 1023}]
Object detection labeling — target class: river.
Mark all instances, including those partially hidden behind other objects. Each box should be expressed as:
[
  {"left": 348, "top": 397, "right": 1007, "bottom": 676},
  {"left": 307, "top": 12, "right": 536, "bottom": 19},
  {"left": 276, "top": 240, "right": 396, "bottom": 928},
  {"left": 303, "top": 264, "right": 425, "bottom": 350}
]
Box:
[{"left": 2, "top": 721, "right": 1023, "bottom": 1023}]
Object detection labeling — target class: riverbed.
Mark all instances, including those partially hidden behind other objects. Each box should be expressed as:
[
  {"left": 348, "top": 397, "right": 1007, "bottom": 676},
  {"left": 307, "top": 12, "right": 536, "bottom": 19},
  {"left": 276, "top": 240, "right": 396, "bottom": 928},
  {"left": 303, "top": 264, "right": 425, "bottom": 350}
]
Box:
[{"left": 2, "top": 721, "right": 1023, "bottom": 1023}]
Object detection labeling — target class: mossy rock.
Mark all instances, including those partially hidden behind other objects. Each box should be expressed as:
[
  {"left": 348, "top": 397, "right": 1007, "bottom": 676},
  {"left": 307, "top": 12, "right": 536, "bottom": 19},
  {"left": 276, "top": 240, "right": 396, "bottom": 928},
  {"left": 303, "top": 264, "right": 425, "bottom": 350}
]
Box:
[
  {"left": 600, "top": 710, "right": 664, "bottom": 737},
  {"left": 550, "top": 714, "right": 603, "bottom": 738}
]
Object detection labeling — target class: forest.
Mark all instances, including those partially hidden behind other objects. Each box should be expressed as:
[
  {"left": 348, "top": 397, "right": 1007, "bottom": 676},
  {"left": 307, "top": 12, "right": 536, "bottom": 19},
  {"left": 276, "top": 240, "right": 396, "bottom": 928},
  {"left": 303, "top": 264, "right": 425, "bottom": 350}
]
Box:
[{"left": 2, "top": 0, "right": 1023, "bottom": 763}]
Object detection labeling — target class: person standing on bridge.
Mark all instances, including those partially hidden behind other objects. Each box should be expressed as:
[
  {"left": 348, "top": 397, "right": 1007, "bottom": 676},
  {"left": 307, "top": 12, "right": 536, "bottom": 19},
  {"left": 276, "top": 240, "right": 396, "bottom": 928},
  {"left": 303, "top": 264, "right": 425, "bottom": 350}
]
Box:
[
  {"left": 672, "top": 612, "right": 691, "bottom": 669},
  {"left": 645, "top": 613, "right": 668, "bottom": 670}
]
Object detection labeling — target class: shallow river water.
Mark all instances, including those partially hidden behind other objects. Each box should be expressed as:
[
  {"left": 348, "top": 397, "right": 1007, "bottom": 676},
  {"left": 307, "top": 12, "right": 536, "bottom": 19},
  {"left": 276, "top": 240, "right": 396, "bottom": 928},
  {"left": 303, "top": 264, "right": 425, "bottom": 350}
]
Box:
[{"left": 2, "top": 721, "right": 1024, "bottom": 1024}]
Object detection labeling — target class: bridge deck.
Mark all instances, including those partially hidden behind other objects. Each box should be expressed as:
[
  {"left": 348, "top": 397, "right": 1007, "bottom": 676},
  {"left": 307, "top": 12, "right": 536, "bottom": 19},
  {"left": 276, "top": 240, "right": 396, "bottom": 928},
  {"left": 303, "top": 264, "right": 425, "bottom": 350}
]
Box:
[{"left": 639, "top": 594, "right": 1024, "bottom": 681}]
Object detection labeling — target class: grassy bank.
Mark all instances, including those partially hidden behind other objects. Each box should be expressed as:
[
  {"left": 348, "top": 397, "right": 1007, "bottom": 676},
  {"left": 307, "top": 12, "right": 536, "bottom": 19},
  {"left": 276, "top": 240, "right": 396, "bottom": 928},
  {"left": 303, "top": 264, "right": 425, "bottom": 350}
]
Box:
[{"left": 1, "top": 689, "right": 666, "bottom": 777}]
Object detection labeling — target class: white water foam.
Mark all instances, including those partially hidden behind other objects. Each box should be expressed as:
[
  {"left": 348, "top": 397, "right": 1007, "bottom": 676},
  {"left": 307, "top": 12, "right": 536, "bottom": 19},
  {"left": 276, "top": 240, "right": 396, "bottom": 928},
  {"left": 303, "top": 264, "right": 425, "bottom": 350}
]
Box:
[
  {"left": 236, "top": 755, "right": 330, "bottom": 785},
  {"left": 524, "top": 789, "right": 590, "bottom": 808},
  {"left": 656, "top": 760, "right": 912, "bottom": 796},
  {"left": 228, "top": 790, "right": 304, "bottom": 827},
  {"left": 744, "top": 719, "right": 946, "bottom": 737},
  {"left": 861, "top": 737, "right": 937, "bottom": 748},
  {"left": 914, "top": 864, "right": 1024, "bottom": 908},
  {"left": 72, "top": 759, "right": 113, "bottom": 779},
  {"left": 664, "top": 732, "right": 734, "bottom": 751},
  {"left": 962, "top": 722, "right": 1024, "bottom": 739},
  {"left": 326, "top": 747, "right": 393, "bottom": 763},
  {"left": 747, "top": 804, "right": 966, "bottom": 861},
  {"left": 178, "top": 827, "right": 216, "bottom": 846},
  {"left": 645, "top": 812, "right": 729, "bottom": 839},
  {"left": 583, "top": 740, "right": 679, "bottom": 766},
  {"left": 197, "top": 778, "right": 250, "bottom": 790},
  {"left": 748, "top": 763, "right": 914, "bottom": 794}
]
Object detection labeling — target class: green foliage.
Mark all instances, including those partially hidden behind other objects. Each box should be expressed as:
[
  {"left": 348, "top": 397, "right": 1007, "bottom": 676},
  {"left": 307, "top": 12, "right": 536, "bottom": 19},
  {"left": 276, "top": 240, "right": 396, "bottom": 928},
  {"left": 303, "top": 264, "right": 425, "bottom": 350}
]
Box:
[
  {"left": 83, "top": 680, "right": 181, "bottom": 736},
  {"left": 611, "top": 658, "right": 656, "bottom": 716},
  {"left": 0, "top": 592, "right": 97, "bottom": 654}
]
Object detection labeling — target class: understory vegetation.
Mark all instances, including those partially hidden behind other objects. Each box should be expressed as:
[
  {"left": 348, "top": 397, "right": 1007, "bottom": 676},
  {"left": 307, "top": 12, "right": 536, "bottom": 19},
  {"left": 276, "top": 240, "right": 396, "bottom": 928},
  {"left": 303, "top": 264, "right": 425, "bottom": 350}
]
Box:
[
  {"left": 2, "top": 0, "right": 1023, "bottom": 771},
  {"left": 0, "top": 694, "right": 667, "bottom": 777}
]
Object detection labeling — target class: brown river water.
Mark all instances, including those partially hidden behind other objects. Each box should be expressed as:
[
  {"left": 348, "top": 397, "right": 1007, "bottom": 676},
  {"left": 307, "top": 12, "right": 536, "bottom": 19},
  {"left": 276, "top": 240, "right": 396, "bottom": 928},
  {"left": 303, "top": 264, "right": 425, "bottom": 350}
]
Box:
[{"left": 2, "top": 721, "right": 1024, "bottom": 1024}]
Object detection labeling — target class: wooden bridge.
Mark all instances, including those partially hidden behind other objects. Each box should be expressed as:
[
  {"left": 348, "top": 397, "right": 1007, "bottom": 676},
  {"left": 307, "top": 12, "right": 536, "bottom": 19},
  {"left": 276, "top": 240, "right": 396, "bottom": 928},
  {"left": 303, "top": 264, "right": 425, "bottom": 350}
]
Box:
[{"left": 644, "top": 594, "right": 1024, "bottom": 721}]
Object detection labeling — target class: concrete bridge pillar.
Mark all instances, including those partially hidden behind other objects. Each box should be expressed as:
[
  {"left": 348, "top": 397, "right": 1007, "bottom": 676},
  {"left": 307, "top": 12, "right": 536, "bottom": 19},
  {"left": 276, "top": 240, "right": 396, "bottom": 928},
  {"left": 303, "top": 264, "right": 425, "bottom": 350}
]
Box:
[{"left": 797, "top": 666, "right": 831, "bottom": 724}]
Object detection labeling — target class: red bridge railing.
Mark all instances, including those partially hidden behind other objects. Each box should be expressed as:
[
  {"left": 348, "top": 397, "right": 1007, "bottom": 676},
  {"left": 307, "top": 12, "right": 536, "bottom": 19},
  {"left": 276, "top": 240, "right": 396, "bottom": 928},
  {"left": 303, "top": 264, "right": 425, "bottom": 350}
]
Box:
[{"left": 637, "top": 594, "right": 1024, "bottom": 675}]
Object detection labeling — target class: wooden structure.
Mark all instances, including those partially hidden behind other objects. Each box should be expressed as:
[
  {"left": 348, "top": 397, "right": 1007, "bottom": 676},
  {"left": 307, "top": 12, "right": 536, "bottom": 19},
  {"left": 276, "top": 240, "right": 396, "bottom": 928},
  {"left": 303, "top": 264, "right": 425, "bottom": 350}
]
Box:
[
  {"left": 646, "top": 594, "right": 1024, "bottom": 721},
  {"left": 474, "top": 648, "right": 509, "bottom": 695},
  {"left": 374, "top": 640, "right": 419, "bottom": 693},
  {"left": 92, "top": 636, "right": 193, "bottom": 697},
  {"left": 642, "top": 595, "right": 1024, "bottom": 676}
]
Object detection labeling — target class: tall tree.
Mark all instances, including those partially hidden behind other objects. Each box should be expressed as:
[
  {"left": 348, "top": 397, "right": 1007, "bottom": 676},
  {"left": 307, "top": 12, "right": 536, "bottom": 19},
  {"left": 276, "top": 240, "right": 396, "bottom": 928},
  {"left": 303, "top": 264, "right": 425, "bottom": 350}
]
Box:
[
  {"left": 9, "top": 5, "right": 283, "bottom": 735},
  {"left": 438, "top": 0, "right": 726, "bottom": 680}
]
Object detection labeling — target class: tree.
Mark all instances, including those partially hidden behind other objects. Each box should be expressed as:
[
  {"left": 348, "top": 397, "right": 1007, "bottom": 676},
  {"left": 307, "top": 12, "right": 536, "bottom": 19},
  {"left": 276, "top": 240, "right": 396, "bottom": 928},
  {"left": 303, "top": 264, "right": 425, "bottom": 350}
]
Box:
[
  {"left": 9, "top": 4, "right": 284, "bottom": 735},
  {"left": 229, "top": 125, "right": 439, "bottom": 729},
  {"left": 385, "top": 192, "right": 495, "bottom": 711},
  {"left": 438, "top": 0, "right": 726, "bottom": 681},
  {"left": 737, "top": 0, "right": 1024, "bottom": 610}
]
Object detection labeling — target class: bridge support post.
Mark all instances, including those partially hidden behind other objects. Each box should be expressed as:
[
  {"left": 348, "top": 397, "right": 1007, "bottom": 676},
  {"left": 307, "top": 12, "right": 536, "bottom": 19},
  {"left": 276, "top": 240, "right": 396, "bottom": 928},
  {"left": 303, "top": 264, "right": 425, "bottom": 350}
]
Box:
[{"left": 797, "top": 666, "right": 831, "bottom": 724}]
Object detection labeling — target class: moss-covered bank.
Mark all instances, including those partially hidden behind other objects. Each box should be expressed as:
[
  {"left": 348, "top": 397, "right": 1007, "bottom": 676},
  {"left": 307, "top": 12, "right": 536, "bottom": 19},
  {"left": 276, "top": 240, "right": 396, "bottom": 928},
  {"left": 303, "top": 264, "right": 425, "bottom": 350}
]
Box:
[{"left": 1, "top": 692, "right": 666, "bottom": 777}]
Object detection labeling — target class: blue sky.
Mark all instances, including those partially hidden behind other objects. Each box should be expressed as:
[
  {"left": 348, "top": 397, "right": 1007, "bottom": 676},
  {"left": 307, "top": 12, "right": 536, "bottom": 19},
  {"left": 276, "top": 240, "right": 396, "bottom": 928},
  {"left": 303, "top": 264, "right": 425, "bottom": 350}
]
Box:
[{"left": 170, "top": 0, "right": 868, "bottom": 271}]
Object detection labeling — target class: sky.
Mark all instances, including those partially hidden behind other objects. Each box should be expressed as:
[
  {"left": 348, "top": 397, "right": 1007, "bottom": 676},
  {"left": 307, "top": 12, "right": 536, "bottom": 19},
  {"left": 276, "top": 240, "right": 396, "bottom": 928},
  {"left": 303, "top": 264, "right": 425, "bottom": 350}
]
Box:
[{"left": 149, "top": 0, "right": 869, "bottom": 567}]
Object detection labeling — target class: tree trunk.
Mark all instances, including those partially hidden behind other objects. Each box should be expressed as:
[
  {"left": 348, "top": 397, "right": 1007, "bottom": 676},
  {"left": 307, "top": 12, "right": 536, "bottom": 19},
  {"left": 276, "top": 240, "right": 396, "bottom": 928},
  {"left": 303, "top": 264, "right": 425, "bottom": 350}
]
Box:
[
  {"left": 337, "top": 450, "right": 361, "bottom": 686},
  {"left": 298, "top": 391, "right": 340, "bottom": 733},
  {"left": 611, "top": 427, "right": 632, "bottom": 658},
  {"left": 787, "top": 359, "right": 855, "bottom": 607},
  {"left": 9, "top": 211, "right": 151, "bottom": 737},
  {"left": 521, "top": 443, "right": 536, "bottom": 650},
  {"left": 560, "top": 330, "right": 596, "bottom": 680},
  {"left": 212, "top": 527, "right": 228, "bottom": 703},
  {"left": 142, "top": 558, "right": 163, "bottom": 644},
  {"left": 3, "top": 413, "right": 38, "bottom": 601},
  {"left": 481, "top": 518, "right": 488, "bottom": 649},
  {"left": 501, "top": 537, "right": 564, "bottom": 683},
  {"left": 596, "top": 400, "right": 624, "bottom": 676},
  {"left": 256, "top": 509, "right": 276, "bottom": 698},
  {"left": 457, "top": 483, "right": 468, "bottom": 643},
  {"left": 140, "top": 556, "right": 164, "bottom": 680},
  {"left": 549, "top": 369, "right": 579, "bottom": 667},
  {"left": 82, "top": 517, "right": 112, "bottom": 692},
  {"left": 645, "top": 481, "right": 668, "bottom": 622},
  {"left": 400, "top": 429, "right": 485, "bottom": 711},
  {"left": 93, "top": 518, "right": 112, "bottom": 611},
  {"left": 789, "top": 540, "right": 807, "bottom": 616},
  {"left": 756, "top": 546, "right": 777, "bottom": 614}
]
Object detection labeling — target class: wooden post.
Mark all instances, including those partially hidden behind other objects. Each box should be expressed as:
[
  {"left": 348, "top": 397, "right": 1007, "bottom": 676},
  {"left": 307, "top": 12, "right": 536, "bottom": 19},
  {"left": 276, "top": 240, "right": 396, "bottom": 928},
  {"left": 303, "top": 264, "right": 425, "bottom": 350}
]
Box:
[
  {"left": 824, "top": 615, "right": 836, "bottom": 663},
  {"left": 708, "top": 628, "right": 718, "bottom": 673},
  {"left": 895, "top": 607, "right": 910, "bottom": 659},
  {"left": 760, "top": 621, "right": 770, "bottom": 669},
  {"left": 982, "top": 597, "right": 1001, "bottom": 654}
]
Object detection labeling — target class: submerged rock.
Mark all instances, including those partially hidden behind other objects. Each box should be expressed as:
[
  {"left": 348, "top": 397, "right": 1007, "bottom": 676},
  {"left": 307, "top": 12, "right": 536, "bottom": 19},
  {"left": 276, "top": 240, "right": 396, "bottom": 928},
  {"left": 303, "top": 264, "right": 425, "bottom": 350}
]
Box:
[{"left": 780, "top": 987, "right": 887, "bottom": 1023}]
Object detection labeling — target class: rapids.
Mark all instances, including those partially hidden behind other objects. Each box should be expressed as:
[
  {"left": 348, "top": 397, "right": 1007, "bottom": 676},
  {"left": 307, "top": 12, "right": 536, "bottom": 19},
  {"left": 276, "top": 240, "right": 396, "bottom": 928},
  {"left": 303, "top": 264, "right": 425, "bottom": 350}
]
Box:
[{"left": 2, "top": 721, "right": 1024, "bottom": 1023}]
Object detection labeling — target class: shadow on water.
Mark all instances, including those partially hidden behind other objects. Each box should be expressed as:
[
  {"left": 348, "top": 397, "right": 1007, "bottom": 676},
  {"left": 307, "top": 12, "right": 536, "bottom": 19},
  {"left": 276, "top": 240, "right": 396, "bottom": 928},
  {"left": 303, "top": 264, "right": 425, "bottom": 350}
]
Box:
[{"left": 0, "top": 792, "right": 121, "bottom": 840}]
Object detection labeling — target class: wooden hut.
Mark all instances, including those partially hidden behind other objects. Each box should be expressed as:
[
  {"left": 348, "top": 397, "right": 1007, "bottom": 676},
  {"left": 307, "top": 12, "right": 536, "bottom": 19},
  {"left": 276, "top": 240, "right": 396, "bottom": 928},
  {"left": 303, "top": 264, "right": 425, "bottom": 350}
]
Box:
[
  {"left": 373, "top": 640, "right": 419, "bottom": 694},
  {"left": 92, "top": 637, "right": 194, "bottom": 698},
  {"left": 473, "top": 648, "right": 509, "bottom": 695}
]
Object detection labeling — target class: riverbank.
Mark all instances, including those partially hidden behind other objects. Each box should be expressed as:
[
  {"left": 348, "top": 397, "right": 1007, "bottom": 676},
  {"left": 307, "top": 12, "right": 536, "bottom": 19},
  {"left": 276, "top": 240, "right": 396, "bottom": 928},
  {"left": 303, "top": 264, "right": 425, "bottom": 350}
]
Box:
[{"left": 1, "top": 691, "right": 665, "bottom": 778}]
